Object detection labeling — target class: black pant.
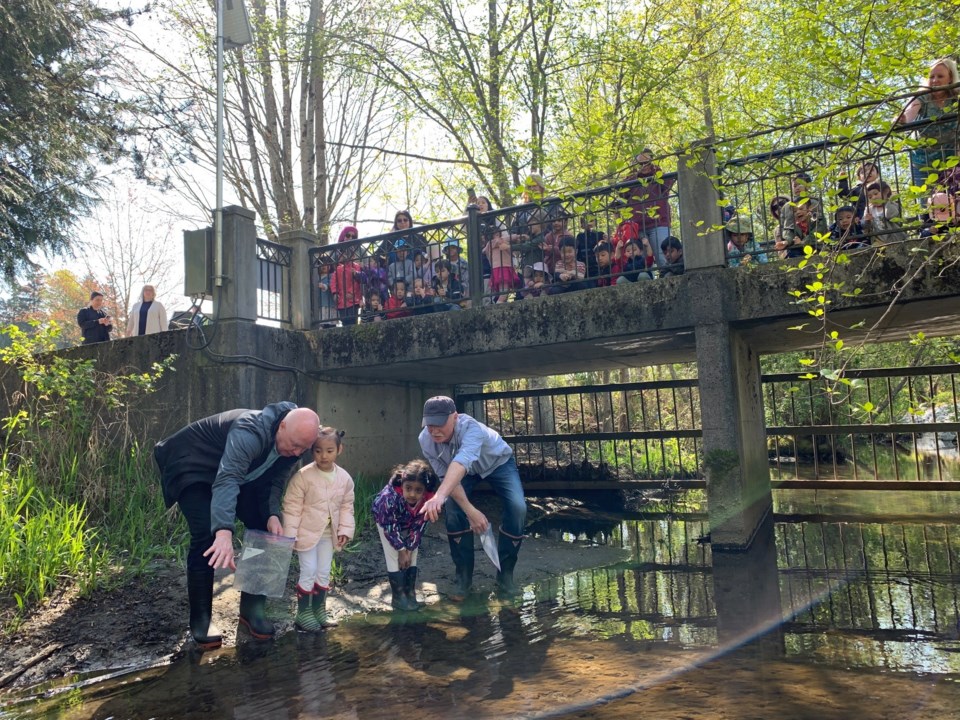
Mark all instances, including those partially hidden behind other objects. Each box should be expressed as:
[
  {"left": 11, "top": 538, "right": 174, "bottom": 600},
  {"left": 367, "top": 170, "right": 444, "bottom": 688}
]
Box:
[{"left": 177, "top": 477, "right": 272, "bottom": 572}]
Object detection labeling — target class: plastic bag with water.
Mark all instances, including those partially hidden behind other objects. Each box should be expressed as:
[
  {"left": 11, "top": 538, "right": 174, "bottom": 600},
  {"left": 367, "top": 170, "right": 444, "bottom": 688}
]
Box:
[{"left": 233, "top": 529, "right": 295, "bottom": 597}]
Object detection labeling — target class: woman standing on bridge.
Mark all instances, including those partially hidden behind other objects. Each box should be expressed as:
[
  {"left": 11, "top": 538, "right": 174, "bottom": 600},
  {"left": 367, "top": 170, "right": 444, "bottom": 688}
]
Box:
[
  {"left": 897, "top": 58, "right": 960, "bottom": 187},
  {"left": 126, "top": 284, "right": 168, "bottom": 336}
]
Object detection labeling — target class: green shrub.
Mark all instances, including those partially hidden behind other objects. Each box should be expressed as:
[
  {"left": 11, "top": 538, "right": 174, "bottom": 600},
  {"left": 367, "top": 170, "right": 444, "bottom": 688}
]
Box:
[{"left": 0, "top": 322, "right": 177, "bottom": 616}]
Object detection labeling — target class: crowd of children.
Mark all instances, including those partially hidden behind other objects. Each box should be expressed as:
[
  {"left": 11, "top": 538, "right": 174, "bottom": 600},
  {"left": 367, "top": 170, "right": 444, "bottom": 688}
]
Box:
[
  {"left": 725, "top": 58, "right": 960, "bottom": 261},
  {"left": 737, "top": 160, "right": 954, "bottom": 262},
  {"left": 316, "top": 56, "right": 960, "bottom": 325},
  {"left": 314, "top": 160, "right": 690, "bottom": 324}
]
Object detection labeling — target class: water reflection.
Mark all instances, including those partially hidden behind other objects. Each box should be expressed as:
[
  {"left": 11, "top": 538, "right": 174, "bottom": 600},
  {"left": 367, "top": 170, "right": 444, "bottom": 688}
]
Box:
[{"left": 6, "top": 498, "right": 960, "bottom": 719}]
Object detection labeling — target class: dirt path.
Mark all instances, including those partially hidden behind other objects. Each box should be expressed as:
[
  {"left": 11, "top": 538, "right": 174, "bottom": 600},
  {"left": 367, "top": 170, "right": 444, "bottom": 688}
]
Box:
[{"left": 0, "top": 496, "right": 629, "bottom": 693}]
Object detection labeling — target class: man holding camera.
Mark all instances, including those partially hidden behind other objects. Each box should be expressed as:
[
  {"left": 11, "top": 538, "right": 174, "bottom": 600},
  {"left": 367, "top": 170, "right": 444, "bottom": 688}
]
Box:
[{"left": 76, "top": 291, "right": 113, "bottom": 344}]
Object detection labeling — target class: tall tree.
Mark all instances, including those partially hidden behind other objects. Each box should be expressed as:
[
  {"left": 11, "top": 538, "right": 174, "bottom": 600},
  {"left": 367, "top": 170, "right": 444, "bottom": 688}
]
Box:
[
  {"left": 0, "top": 0, "right": 128, "bottom": 277},
  {"left": 366, "top": 0, "right": 572, "bottom": 204},
  {"left": 125, "top": 0, "right": 400, "bottom": 241},
  {"left": 78, "top": 179, "right": 179, "bottom": 337}
]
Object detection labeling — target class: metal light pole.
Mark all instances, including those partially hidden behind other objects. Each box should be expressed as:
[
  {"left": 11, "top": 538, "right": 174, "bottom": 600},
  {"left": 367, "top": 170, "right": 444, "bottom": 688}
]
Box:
[
  {"left": 214, "top": 0, "right": 252, "bottom": 290},
  {"left": 215, "top": 0, "right": 225, "bottom": 288}
]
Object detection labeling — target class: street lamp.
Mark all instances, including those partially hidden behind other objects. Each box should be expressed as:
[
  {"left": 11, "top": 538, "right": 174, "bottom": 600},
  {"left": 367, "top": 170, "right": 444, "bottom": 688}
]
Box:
[{"left": 214, "top": 0, "right": 252, "bottom": 289}]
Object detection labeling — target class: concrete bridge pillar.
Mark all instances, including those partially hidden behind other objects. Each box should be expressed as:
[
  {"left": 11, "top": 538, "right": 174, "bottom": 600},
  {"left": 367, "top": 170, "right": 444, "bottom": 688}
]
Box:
[
  {"left": 677, "top": 143, "right": 725, "bottom": 270},
  {"left": 215, "top": 205, "right": 258, "bottom": 323},
  {"left": 278, "top": 229, "right": 319, "bottom": 331},
  {"left": 694, "top": 322, "right": 772, "bottom": 549}
]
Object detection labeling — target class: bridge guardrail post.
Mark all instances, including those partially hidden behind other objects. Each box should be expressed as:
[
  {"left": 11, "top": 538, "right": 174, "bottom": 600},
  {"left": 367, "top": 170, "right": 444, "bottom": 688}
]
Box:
[
  {"left": 278, "top": 229, "right": 318, "bottom": 330},
  {"left": 215, "top": 205, "right": 258, "bottom": 322},
  {"left": 678, "top": 141, "right": 725, "bottom": 270},
  {"left": 466, "top": 203, "right": 483, "bottom": 305}
]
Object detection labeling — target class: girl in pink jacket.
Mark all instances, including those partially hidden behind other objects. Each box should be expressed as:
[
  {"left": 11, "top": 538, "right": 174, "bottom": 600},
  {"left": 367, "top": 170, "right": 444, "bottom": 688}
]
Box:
[{"left": 282, "top": 427, "right": 355, "bottom": 631}]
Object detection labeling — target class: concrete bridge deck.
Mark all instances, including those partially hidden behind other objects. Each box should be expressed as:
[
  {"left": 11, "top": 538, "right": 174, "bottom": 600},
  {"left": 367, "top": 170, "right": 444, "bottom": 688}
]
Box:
[{"left": 305, "top": 243, "right": 960, "bottom": 384}]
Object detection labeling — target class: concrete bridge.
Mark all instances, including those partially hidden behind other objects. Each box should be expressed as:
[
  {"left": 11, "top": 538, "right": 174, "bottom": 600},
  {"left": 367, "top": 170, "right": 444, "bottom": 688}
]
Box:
[{"left": 35, "top": 147, "right": 960, "bottom": 552}]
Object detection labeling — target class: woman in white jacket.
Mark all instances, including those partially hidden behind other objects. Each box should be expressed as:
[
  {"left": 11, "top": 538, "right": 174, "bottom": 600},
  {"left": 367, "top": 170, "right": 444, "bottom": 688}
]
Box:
[{"left": 126, "top": 285, "right": 168, "bottom": 336}]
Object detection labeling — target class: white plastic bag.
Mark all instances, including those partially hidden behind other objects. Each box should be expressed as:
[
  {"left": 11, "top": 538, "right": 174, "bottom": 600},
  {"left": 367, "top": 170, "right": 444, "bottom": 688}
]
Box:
[{"left": 234, "top": 529, "right": 295, "bottom": 597}]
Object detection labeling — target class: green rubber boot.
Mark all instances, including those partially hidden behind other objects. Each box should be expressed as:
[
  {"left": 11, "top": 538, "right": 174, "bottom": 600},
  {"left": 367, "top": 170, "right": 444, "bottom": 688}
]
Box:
[
  {"left": 239, "top": 591, "right": 275, "bottom": 639},
  {"left": 186, "top": 570, "right": 222, "bottom": 649},
  {"left": 295, "top": 585, "right": 321, "bottom": 632},
  {"left": 312, "top": 584, "right": 337, "bottom": 628}
]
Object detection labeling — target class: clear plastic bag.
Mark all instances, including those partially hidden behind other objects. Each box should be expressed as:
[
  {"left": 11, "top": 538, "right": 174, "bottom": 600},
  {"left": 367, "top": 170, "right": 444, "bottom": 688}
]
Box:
[{"left": 233, "top": 529, "right": 295, "bottom": 597}]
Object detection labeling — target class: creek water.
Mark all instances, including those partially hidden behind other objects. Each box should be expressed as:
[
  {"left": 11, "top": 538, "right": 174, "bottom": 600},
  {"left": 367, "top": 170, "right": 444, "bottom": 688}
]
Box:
[{"left": 4, "top": 490, "right": 960, "bottom": 719}]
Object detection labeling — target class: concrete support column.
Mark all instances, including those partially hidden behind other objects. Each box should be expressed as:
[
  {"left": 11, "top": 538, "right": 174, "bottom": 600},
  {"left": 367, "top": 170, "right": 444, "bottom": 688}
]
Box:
[
  {"left": 215, "top": 205, "right": 258, "bottom": 322},
  {"left": 465, "top": 204, "right": 483, "bottom": 306},
  {"left": 278, "top": 229, "right": 319, "bottom": 331},
  {"left": 677, "top": 143, "right": 725, "bottom": 270},
  {"left": 695, "top": 322, "right": 771, "bottom": 549},
  {"left": 712, "top": 513, "right": 784, "bottom": 649}
]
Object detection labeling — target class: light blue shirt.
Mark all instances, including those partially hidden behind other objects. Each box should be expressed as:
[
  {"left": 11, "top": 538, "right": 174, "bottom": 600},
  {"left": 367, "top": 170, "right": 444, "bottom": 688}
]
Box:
[{"left": 419, "top": 414, "right": 512, "bottom": 480}]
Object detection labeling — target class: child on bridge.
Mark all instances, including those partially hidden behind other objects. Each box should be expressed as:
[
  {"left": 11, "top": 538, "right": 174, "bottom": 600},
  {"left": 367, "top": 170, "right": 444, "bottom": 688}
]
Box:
[{"left": 372, "top": 459, "right": 439, "bottom": 611}]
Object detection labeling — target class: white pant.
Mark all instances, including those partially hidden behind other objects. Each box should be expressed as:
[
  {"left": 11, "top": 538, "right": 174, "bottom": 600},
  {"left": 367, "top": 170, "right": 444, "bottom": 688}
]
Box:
[
  {"left": 377, "top": 525, "right": 419, "bottom": 572},
  {"left": 297, "top": 530, "right": 334, "bottom": 590}
]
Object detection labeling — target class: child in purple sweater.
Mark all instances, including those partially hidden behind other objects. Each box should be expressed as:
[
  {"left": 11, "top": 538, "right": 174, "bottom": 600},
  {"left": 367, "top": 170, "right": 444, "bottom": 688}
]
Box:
[{"left": 371, "top": 459, "right": 439, "bottom": 611}]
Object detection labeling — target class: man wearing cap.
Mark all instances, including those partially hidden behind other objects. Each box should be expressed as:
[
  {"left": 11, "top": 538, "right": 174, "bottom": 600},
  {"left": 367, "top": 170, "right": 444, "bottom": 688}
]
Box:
[{"left": 419, "top": 396, "right": 527, "bottom": 600}]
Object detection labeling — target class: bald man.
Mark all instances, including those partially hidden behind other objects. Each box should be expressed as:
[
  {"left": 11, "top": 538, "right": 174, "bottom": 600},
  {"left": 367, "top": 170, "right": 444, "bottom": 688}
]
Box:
[{"left": 155, "top": 403, "right": 320, "bottom": 647}]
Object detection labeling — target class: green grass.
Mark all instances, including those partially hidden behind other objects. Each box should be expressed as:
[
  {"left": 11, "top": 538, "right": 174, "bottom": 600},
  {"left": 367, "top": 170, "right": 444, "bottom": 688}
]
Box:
[
  {"left": 0, "top": 460, "right": 106, "bottom": 616},
  {"left": 331, "top": 473, "right": 384, "bottom": 581}
]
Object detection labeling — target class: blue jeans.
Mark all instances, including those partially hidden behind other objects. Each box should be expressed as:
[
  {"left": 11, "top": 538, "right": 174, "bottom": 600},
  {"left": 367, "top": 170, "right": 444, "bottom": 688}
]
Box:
[{"left": 444, "top": 457, "right": 527, "bottom": 537}]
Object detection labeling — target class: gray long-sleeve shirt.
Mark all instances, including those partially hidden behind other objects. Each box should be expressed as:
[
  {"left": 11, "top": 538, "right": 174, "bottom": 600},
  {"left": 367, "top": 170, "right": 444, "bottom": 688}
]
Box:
[{"left": 418, "top": 414, "right": 512, "bottom": 480}]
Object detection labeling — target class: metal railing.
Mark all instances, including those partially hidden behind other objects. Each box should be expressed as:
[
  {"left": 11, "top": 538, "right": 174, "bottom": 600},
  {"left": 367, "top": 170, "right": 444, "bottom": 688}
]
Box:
[
  {"left": 307, "top": 174, "right": 680, "bottom": 327},
  {"left": 719, "top": 114, "right": 959, "bottom": 263},
  {"left": 458, "top": 378, "right": 702, "bottom": 488},
  {"left": 299, "top": 114, "right": 959, "bottom": 328},
  {"left": 458, "top": 365, "right": 960, "bottom": 489},
  {"left": 256, "top": 238, "right": 292, "bottom": 324},
  {"left": 765, "top": 365, "right": 960, "bottom": 487}
]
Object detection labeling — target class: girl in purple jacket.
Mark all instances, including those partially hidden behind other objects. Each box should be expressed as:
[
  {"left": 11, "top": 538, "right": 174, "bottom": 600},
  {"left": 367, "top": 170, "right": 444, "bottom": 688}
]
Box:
[{"left": 371, "top": 459, "right": 439, "bottom": 611}]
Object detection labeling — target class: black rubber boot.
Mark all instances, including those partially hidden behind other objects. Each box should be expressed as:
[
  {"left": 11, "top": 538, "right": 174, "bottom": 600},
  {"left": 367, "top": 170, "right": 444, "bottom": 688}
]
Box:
[
  {"left": 186, "top": 571, "right": 222, "bottom": 649},
  {"left": 238, "top": 592, "right": 275, "bottom": 639},
  {"left": 388, "top": 571, "right": 412, "bottom": 610},
  {"left": 312, "top": 584, "right": 337, "bottom": 627},
  {"left": 403, "top": 566, "right": 421, "bottom": 611},
  {"left": 496, "top": 532, "right": 523, "bottom": 598},
  {"left": 447, "top": 531, "right": 475, "bottom": 602},
  {"left": 295, "top": 585, "right": 321, "bottom": 632}
]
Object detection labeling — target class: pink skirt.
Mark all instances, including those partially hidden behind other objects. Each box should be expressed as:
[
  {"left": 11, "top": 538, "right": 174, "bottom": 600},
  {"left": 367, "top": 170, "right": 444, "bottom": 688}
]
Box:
[{"left": 491, "top": 266, "right": 519, "bottom": 292}]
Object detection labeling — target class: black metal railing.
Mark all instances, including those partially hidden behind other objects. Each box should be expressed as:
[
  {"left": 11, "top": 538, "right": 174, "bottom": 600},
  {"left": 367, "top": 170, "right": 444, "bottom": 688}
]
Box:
[
  {"left": 765, "top": 365, "right": 960, "bottom": 486},
  {"left": 458, "top": 378, "right": 702, "bottom": 486},
  {"left": 256, "top": 238, "right": 292, "bottom": 324},
  {"left": 719, "top": 114, "right": 959, "bottom": 264},
  {"left": 458, "top": 365, "right": 960, "bottom": 488},
  {"left": 306, "top": 175, "right": 680, "bottom": 327},
  {"left": 301, "top": 114, "right": 958, "bottom": 327}
]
